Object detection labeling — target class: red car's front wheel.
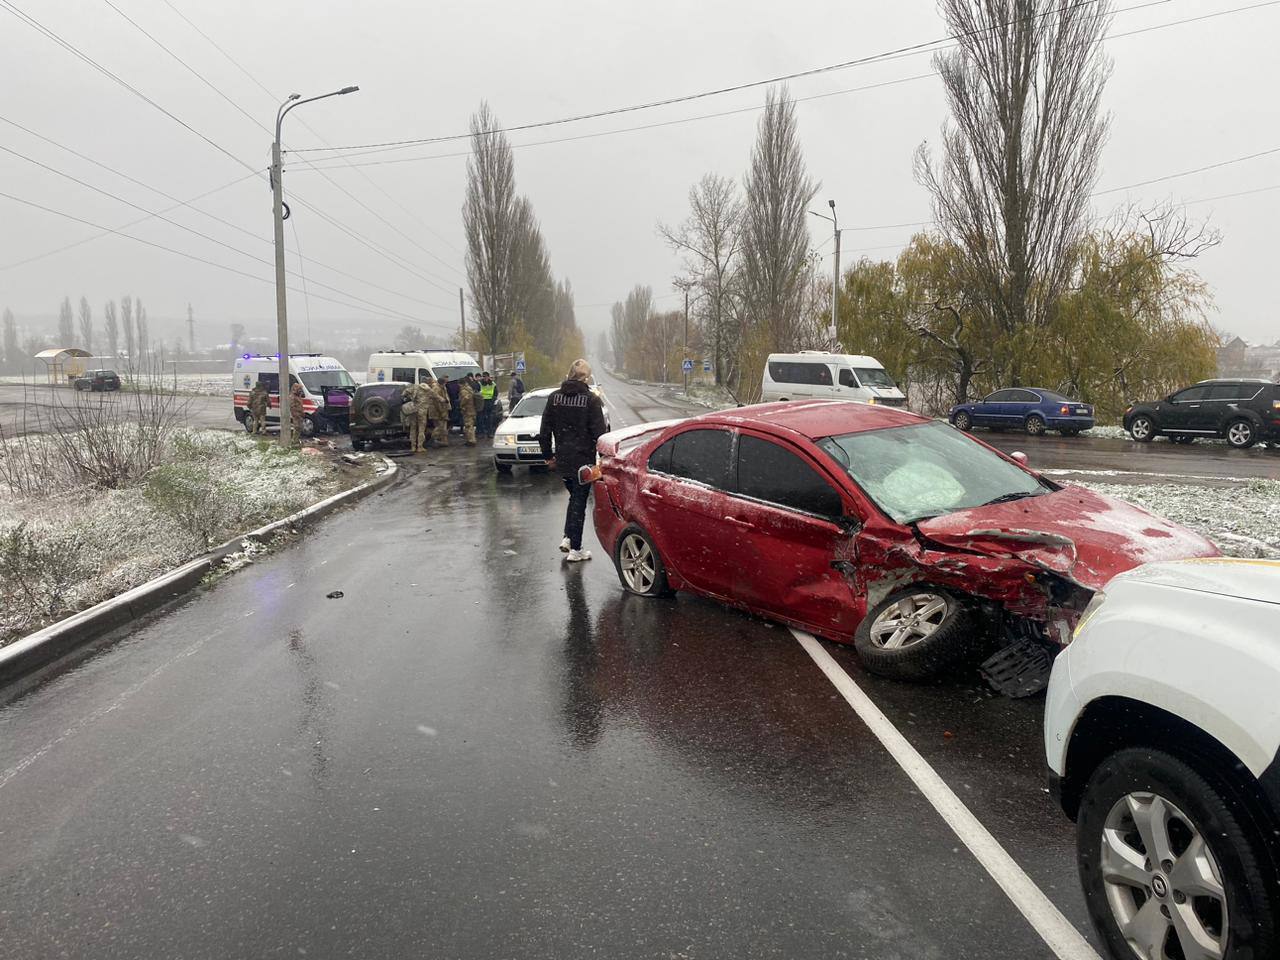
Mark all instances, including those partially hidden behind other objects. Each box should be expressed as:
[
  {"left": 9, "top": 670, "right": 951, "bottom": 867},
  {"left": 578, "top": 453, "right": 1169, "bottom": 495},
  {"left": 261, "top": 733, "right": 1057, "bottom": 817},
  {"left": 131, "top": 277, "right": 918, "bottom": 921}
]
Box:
[{"left": 614, "top": 526, "right": 674, "bottom": 598}]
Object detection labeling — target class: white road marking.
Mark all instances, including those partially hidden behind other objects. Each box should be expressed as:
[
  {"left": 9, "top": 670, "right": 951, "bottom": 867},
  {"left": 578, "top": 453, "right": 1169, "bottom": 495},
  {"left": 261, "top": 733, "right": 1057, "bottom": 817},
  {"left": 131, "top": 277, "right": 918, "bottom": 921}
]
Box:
[{"left": 790, "top": 629, "right": 1101, "bottom": 960}]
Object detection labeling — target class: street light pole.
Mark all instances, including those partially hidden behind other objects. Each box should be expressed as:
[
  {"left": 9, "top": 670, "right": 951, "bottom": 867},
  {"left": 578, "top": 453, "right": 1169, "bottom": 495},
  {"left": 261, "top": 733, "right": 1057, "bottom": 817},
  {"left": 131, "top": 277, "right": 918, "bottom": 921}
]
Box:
[
  {"left": 810, "top": 199, "right": 841, "bottom": 350},
  {"left": 272, "top": 85, "right": 358, "bottom": 447}
]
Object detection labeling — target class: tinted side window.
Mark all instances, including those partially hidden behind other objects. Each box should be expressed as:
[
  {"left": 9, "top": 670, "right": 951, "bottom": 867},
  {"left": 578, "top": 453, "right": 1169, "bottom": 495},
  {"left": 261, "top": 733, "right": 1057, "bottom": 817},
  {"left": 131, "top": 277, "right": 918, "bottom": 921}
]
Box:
[
  {"left": 1206, "top": 384, "right": 1241, "bottom": 401},
  {"left": 259, "top": 372, "right": 279, "bottom": 393},
  {"left": 668, "top": 429, "right": 732, "bottom": 488},
  {"left": 808, "top": 364, "right": 833, "bottom": 385},
  {"left": 839, "top": 368, "right": 857, "bottom": 388},
  {"left": 768, "top": 362, "right": 795, "bottom": 384},
  {"left": 986, "top": 390, "right": 1015, "bottom": 402},
  {"left": 392, "top": 367, "right": 416, "bottom": 383},
  {"left": 1012, "top": 390, "right": 1040, "bottom": 403},
  {"left": 1172, "top": 386, "right": 1209, "bottom": 402},
  {"left": 648, "top": 438, "right": 674, "bottom": 474},
  {"left": 737, "top": 435, "right": 843, "bottom": 518}
]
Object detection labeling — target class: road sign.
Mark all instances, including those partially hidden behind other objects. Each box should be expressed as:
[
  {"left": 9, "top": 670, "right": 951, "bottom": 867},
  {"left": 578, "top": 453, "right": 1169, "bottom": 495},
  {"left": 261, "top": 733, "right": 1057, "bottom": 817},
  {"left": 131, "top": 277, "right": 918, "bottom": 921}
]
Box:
[
  {"left": 702, "top": 359, "right": 711, "bottom": 373},
  {"left": 515, "top": 358, "right": 526, "bottom": 373},
  {"left": 682, "top": 359, "right": 693, "bottom": 373}
]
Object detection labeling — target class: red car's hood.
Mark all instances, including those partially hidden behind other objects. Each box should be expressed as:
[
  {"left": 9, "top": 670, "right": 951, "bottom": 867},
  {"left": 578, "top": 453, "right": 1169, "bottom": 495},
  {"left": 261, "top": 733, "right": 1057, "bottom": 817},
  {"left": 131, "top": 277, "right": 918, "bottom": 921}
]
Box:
[{"left": 915, "top": 486, "right": 1220, "bottom": 591}]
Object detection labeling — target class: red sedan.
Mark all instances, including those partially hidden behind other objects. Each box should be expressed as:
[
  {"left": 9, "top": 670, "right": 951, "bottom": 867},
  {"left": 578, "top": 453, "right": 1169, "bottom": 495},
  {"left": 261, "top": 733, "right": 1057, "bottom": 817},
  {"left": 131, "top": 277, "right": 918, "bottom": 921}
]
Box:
[{"left": 592, "top": 401, "right": 1218, "bottom": 688}]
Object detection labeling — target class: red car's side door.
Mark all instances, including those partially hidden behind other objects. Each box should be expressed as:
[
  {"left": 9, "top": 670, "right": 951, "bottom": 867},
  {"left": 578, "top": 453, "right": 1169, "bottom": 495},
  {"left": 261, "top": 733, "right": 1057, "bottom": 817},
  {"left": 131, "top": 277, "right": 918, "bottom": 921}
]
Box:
[
  {"left": 723, "top": 430, "right": 864, "bottom": 638},
  {"left": 639, "top": 427, "right": 747, "bottom": 599}
]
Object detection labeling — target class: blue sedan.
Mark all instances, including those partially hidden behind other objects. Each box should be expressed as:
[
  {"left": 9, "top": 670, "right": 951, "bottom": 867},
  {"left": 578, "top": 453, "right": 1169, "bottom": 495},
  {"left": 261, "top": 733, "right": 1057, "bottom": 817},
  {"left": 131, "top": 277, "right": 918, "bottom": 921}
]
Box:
[{"left": 948, "top": 388, "right": 1094, "bottom": 436}]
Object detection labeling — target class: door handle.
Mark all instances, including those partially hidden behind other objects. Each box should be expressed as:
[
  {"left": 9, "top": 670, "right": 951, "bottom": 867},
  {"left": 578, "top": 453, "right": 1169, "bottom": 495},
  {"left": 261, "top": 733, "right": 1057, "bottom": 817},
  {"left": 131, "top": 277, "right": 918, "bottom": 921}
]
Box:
[
  {"left": 724, "top": 516, "right": 754, "bottom": 529},
  {"left": 642, "top": 488, "right": 664, "bottom": 501}
]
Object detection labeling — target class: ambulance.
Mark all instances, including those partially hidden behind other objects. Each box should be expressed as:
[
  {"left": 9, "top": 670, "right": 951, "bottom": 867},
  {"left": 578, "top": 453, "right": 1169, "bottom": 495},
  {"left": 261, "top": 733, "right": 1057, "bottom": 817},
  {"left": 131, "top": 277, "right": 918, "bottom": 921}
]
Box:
[
  {"left": 232, "top": 354, "right": 357, "bottom": 436},
  {"left": 367, "top": 350, "right": 484, "bottom": 430}
]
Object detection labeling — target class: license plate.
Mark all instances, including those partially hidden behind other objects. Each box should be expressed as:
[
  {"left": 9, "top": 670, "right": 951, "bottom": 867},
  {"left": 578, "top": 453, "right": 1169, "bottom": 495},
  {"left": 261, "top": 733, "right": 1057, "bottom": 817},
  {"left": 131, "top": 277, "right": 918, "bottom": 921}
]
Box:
[
  {"left": 1075, "top": 408, "right": 1088, "bottom": 415},
  {"left": 518, "top": 445, "right": 541, "bottom": 455}
]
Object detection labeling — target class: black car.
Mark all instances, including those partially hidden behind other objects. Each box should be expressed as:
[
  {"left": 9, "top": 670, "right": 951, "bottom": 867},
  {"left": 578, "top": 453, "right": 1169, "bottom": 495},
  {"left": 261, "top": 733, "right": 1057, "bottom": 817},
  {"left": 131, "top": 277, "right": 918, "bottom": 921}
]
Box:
[
  {"left": 1123, "top": 379, "right": 1280, "bottom": 448},
  {"left": 349, "top": 382, "right": 409, "bottom": 449},
  {"left": 72, "top": 369, "right": 121, "bottom": 392}
]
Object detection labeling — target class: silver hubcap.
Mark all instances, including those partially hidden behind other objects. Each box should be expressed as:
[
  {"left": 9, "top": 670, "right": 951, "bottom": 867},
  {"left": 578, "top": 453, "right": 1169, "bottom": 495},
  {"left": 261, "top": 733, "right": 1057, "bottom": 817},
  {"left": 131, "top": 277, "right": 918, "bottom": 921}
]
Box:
[
  {"left": 1101, "top": 791, "right": 1228, "bottom": 960},
  {"left": 619, "top": 534, "right": 657, "bottom": 594},
  {"left": 957, "top": 415, "right": 970, "bottom": 429},
  {"left": 1228, "top": 423, "right": 1251, "bottom": 445},
  {"left": 1028, "top": 418, "right": 1044, "bottom": 434},
  {"left": 1132, "top": 419, "right": 1151, "bottom": 439},
  {"left": 869, "top": 593, "right": 949, "bottom": 649}
]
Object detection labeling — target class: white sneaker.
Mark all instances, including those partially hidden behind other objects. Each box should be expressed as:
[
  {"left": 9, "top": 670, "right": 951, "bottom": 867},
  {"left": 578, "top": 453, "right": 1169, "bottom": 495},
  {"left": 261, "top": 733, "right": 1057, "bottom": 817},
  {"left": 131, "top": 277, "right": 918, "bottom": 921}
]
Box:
[
  {"left": 559, "top": 537, "right": 571, "bottom": 553},
  {"left": 566, "top": 549, "right": 592, "bottom": 562}
]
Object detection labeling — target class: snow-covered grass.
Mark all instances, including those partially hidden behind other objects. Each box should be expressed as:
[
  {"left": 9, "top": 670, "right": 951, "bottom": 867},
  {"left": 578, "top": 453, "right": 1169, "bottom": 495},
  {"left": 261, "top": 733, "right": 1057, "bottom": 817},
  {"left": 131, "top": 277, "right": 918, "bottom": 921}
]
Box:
[
  {"left": 0, "top": 429, "right": 349, "bottom": 645},
  {"left": 1077, "top": 478, "right": 1280, "bottom": 559}
]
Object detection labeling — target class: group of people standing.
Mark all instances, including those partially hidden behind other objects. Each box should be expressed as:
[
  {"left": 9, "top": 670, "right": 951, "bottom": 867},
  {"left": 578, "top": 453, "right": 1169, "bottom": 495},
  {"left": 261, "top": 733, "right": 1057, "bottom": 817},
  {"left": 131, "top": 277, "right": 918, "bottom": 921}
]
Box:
[
  {"left": 399, "top": 370, "right": 503, "bottom": 453},
  {"left": 246, "top": 379, "right": 307, "bottom": 445}
]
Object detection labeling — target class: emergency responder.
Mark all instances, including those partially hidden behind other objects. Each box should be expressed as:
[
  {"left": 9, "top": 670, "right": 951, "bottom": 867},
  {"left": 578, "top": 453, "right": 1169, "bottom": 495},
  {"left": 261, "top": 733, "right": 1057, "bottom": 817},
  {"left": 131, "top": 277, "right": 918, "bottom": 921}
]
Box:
[
  {"left": 248, "top": 381, "right": 269, "bottom": 434},
  {"left": 458, "top": 372, "right": 479, "bottom": 446},
  {"left": 479, "top": 372, "right": 497, "bottom": 437},
  {"left": 401, "top": 373, "right": 433, "bottom": 454},
  {"left": 289, "top": 381, "right": 306, "bottom": 445},
  {"left": 431, "top": 374, "right": 451, "bottom": 447}
]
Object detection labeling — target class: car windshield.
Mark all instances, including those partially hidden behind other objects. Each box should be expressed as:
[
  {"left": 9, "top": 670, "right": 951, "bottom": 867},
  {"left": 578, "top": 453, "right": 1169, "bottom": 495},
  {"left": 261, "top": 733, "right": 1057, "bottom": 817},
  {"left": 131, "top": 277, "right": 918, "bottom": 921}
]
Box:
[
  {"left": 817, "top": 421, "right": 1051, "bottom": 524},
  {"left": 299, "top": 369, "right": 355, "bottom": 391},
  {"left": 431, "top": 363, "right": 482, "bottom": 383},
  {"left": 853, "top": 367, "right": 896, "bottom": 388},
  {"left": 513, "top": 394, "right": 549, "bottom": 417}
]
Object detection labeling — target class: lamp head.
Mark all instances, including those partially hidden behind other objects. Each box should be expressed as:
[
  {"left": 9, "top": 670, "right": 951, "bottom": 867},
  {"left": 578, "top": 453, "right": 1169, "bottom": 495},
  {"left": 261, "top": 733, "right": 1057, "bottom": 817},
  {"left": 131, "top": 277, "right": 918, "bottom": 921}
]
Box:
[{"left": 339, "top": 86, "right": 360, "bottom": 95}]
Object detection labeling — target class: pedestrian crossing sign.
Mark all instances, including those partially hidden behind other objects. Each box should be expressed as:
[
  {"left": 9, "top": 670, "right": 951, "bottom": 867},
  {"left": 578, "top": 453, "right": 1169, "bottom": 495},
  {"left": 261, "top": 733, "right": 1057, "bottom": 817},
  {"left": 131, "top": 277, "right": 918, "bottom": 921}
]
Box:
[{"left": 682, "top": 359, "right": 693, "bottom": 373}]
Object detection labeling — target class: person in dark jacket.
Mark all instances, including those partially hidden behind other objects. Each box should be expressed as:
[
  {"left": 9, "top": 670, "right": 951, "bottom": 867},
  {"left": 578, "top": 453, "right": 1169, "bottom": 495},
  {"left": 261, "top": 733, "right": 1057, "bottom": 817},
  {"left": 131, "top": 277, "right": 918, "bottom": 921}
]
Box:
[{"left": 538, "top": 359, "right": 608, "bottom": 562}]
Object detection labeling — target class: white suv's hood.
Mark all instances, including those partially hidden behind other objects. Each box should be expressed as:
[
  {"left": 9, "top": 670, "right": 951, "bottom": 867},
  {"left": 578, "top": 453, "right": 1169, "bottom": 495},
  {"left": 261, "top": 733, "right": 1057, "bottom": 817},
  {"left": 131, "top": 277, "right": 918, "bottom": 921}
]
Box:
[{"left": 1109, "top": 558, "right": 1280, "bottom": 606}]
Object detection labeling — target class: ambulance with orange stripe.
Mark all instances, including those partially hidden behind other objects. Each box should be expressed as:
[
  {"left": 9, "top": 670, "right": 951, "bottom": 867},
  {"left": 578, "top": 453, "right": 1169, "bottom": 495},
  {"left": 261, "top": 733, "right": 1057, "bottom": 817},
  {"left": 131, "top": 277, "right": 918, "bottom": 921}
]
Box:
[{"left": 232, "top": 353, "right": 357, "bottom": 437}]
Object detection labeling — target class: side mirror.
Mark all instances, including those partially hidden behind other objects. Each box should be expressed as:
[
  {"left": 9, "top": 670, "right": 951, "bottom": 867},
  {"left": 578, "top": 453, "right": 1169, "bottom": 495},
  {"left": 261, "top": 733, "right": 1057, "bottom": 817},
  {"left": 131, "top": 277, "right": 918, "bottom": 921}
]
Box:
[{"left": 1011, "top": 451, "right": 1028, "bottom": 465}]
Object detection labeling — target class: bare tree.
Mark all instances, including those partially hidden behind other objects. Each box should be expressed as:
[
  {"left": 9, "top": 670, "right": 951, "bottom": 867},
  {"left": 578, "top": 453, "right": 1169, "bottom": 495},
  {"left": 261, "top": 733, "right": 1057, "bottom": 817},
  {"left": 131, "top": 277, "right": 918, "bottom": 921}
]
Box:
[
  {"left": 915, "top": 0, "right": 1112, "bottom": 380},
  {"left": 58, "top": 296, "right": 74, "bottom": 345},
  {"left": 135, "top": 298, "right": 149, "bottom": 360},
  {"left": 510, "top": 197, "right": 556, "bottom": 351},
  {"left": 622, "top": 285, "right": 654, "bottom": 378},
  {"left": 77, "top": 297, "right": 93, "bottom": 354},
  {"left": 393, "top": 325, "right": 425, "bottom": 350},
  {"left": 2, "top": 308, "right": 18, "bottom": 373},
  {"left": 103, "top": 300, "right": 119, "bottom": 359},
  {"left": 609, "top": 301, "right": 626, "bottom": 371},
  {"left": 121, "top": 295, "right": 136, "bottom": 362},
  {"left": 659, "top": 173, "right": 743, "bottom": 384},
  {"left": 739, "top": 85, "right": 819, "bottom": 354},
  {"left": 463, "top": 101, "right": 518, "bottom": 355}
]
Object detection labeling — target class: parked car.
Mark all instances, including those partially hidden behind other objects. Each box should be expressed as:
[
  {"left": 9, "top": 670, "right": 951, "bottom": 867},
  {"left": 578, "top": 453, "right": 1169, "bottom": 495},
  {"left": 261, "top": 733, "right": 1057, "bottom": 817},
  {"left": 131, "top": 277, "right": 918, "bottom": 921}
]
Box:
[
  {"left": 493, "top": 386, "right": 610, "bottom": 473},
  {"left": 72, "top": 369, "right": 121, "bottom": 392},
  {"left": 949, "top": 388, "right": 1094, "bottom": 436},
  {"left": 349, "top": 382, "right": 410, "bottom": 450},
  {"left": 1046, "top": 558, "right": 1280, "bottom": 960},
  {"left": 1123, "top": 379, "right": 1280, "bottom": 448},
  {"left": 233, "top": 353, "right": 355, "bottom": 436},
  {"left": 592, "top": 401, "right": 1217, "bottom": 690},
  {"left": 760, "top": 351, "right": 907, "bottom": 406}
]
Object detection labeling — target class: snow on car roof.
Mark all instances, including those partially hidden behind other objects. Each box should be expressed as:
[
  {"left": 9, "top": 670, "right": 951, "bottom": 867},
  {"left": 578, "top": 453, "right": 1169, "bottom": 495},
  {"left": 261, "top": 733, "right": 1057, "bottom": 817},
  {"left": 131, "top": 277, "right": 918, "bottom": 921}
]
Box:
[{"left": 699, "top": 399, "right": 925, "bottom": 439}]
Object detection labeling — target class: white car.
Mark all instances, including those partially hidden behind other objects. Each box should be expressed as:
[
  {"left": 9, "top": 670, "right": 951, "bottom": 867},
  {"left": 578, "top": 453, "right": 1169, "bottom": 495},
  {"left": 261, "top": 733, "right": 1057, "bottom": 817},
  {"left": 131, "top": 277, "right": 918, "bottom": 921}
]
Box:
[
  {"left": 1045, "top": 558, "right": 1280, "bottom": 960},
  {"left": 492, "top": 385, "right": 611, "bottom": 474}
]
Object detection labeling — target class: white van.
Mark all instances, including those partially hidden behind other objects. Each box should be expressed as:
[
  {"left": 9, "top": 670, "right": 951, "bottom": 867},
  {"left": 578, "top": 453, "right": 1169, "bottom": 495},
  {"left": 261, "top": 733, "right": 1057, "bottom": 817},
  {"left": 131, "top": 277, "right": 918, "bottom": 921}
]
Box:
[
  {"left": 760, "top": 351, "right": 906, "bottom": 406},
  {"left": 367, "top": 350, "right": 482, "bottom": 388},
  {"left": 232, "top": 353, "right": 356, "bottom": 436}
]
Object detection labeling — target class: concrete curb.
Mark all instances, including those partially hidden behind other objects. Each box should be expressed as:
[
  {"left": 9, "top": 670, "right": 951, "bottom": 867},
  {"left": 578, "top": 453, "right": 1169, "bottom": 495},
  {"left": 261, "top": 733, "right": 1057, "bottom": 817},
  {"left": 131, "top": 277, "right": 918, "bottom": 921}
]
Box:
[{"left": 0, "top": 455, "right": 399, "bottom": 689}]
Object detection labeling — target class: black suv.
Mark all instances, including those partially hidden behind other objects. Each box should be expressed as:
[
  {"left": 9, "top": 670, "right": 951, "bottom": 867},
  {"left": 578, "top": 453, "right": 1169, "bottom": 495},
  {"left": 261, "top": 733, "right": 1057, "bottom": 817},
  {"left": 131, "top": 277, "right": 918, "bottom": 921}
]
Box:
[
  {"left": 350, "top": 382, "right": 409, "bottom": 450},
  {"left": 72, "top": 369, "right": 121, "bottom": 392},
  {"left": 1123, "top": 379, "right": 1280, "bottom": 448}
]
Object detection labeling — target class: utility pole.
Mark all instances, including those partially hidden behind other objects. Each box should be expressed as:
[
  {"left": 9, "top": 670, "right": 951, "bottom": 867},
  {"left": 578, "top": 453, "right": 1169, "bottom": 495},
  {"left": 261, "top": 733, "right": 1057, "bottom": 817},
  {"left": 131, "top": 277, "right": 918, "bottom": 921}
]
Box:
[
  {"left": 272, "top": 85, "right": 358, "bottom": 447},
  {"left": 186, "top": 303, "right": 195, "bottom": 354},
  {"left": 458, "top": 287, "right": 467, "bottom": 353},
  {"left": 810, "top": 199, "right": 841, "bottom": 350}
]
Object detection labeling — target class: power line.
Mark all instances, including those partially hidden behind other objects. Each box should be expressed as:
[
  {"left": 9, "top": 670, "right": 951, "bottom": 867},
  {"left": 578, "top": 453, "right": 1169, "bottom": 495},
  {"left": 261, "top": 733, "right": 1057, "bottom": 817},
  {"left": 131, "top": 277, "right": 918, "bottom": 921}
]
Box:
[
  {"left": 0, "top": 188, "right": 456, "bottom": 330},
  {"left": 1093, "top": 146, "right": 1280, "bottom": 195}
]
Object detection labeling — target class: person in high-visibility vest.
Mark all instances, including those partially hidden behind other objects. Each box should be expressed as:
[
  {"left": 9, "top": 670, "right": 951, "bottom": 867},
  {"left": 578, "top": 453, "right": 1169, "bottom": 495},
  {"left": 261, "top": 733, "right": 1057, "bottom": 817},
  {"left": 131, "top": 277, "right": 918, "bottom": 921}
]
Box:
[{"left": 479, "top": 372, "right": 497, "bottom": 437}]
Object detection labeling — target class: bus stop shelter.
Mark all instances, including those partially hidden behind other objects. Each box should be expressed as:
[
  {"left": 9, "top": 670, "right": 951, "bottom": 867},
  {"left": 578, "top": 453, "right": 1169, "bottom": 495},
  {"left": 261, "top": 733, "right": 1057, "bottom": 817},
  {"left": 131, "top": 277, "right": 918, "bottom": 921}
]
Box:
[{"left": 34, "top": 348, "right": 92, "bottom": 384}]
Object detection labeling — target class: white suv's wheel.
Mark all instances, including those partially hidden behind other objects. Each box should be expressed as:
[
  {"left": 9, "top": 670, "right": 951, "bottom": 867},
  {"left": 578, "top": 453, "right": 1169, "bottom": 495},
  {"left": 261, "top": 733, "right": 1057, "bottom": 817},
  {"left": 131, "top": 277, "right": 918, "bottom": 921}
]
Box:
[{"left": 1078, "top": 748, "right": 1276, "bottom": 960}]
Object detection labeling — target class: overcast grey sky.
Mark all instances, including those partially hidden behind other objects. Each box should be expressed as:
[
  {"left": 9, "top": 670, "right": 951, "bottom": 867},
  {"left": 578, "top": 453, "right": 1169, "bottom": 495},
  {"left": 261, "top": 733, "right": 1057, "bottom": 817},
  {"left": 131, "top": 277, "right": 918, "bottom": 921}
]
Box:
[{"left": 2, "top": 0, "right": 1277, "bottom": 351}]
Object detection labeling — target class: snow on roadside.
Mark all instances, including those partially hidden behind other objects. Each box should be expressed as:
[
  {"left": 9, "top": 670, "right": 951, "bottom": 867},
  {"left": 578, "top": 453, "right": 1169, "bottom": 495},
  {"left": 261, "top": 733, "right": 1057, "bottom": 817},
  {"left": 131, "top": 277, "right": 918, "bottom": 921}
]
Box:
[
  {"left": 0, "top": 429, "right": 347, "bottom": 645},
  {"left": 1077, "top": 479, "right": 1280, "bottom": 559}
]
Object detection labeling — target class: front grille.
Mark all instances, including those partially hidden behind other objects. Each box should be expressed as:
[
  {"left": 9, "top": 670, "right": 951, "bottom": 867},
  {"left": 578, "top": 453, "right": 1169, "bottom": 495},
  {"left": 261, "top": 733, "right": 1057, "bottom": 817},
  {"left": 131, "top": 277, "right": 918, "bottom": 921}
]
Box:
[
  {"left": 517, "top": 433, "right": 539, "bottom": 442},
  {"left": 877, "top": 397, "right": 907, "bottom": 407}
]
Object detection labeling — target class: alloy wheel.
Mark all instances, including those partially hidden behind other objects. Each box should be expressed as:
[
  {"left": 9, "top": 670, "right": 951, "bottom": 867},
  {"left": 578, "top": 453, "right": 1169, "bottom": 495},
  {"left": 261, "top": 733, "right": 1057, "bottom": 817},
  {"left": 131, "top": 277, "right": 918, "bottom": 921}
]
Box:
[
  {"left": 1101, "top": 791, "right": 1228, "bottom": 960},
  {"left": 619, "top": 533, "right": 657, "bottom": 594},
  {"left": 1227, "top": 422, "right": 1254, "bottom": 447},
  {"left": 868, "top": 593, "right": 950, "bottom": 649},
  {"left": 954, "top": 412, "right": 972, "bottom": 431},
  {"left": 1131, "top": 418, "right": 1153, "bottom": 440},
  {"left": 1026, "top": 415, "right": 1046, "bottom": 436}
]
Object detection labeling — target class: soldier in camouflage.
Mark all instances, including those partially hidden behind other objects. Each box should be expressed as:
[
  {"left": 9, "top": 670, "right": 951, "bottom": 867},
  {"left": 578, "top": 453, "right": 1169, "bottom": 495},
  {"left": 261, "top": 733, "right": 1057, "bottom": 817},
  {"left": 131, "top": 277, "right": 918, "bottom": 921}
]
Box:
[
  {"left": 401, "top": 374, "right": 434, "bottom": 454},
  {"left": 289, "top": 381, "right": 305, "bottom": 445},
  {"left": 431, "top": 375, "right": 451, "bottom": 447},
  {"left": 458, "top": 372, "right": 479, "bottom": 446},
  {"left": 248, "top": 381, "right": 269, "bottom": 434}
]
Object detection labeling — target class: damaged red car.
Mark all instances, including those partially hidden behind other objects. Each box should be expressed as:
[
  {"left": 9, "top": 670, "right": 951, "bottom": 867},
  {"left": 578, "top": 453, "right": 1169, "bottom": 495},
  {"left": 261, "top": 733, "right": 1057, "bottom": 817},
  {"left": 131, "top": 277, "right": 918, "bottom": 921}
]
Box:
[{"left": 592, "top": 401, "right": 1219, "bottom": 695}]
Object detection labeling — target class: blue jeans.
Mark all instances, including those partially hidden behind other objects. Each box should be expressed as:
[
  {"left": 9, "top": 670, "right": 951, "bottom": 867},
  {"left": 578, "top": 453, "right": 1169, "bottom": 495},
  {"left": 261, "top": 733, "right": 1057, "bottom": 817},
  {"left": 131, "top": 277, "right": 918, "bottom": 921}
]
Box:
[{"left": 562, "top": 477, "right": 592, "bottom": 551}]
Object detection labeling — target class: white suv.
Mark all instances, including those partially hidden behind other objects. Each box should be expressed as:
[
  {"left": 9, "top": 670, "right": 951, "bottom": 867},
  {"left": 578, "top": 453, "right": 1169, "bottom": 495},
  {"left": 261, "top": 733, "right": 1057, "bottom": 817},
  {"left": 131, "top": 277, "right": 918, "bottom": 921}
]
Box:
[{"left": 1045, "top": 559, "right": 1280, "bottom": 959}]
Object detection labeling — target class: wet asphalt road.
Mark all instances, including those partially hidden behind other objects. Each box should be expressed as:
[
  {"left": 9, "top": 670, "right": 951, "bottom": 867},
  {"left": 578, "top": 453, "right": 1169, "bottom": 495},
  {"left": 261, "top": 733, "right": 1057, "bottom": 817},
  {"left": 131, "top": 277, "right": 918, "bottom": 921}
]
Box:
[{"left": 0, "top": 369, "right": 1098, "bottom": 960}]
